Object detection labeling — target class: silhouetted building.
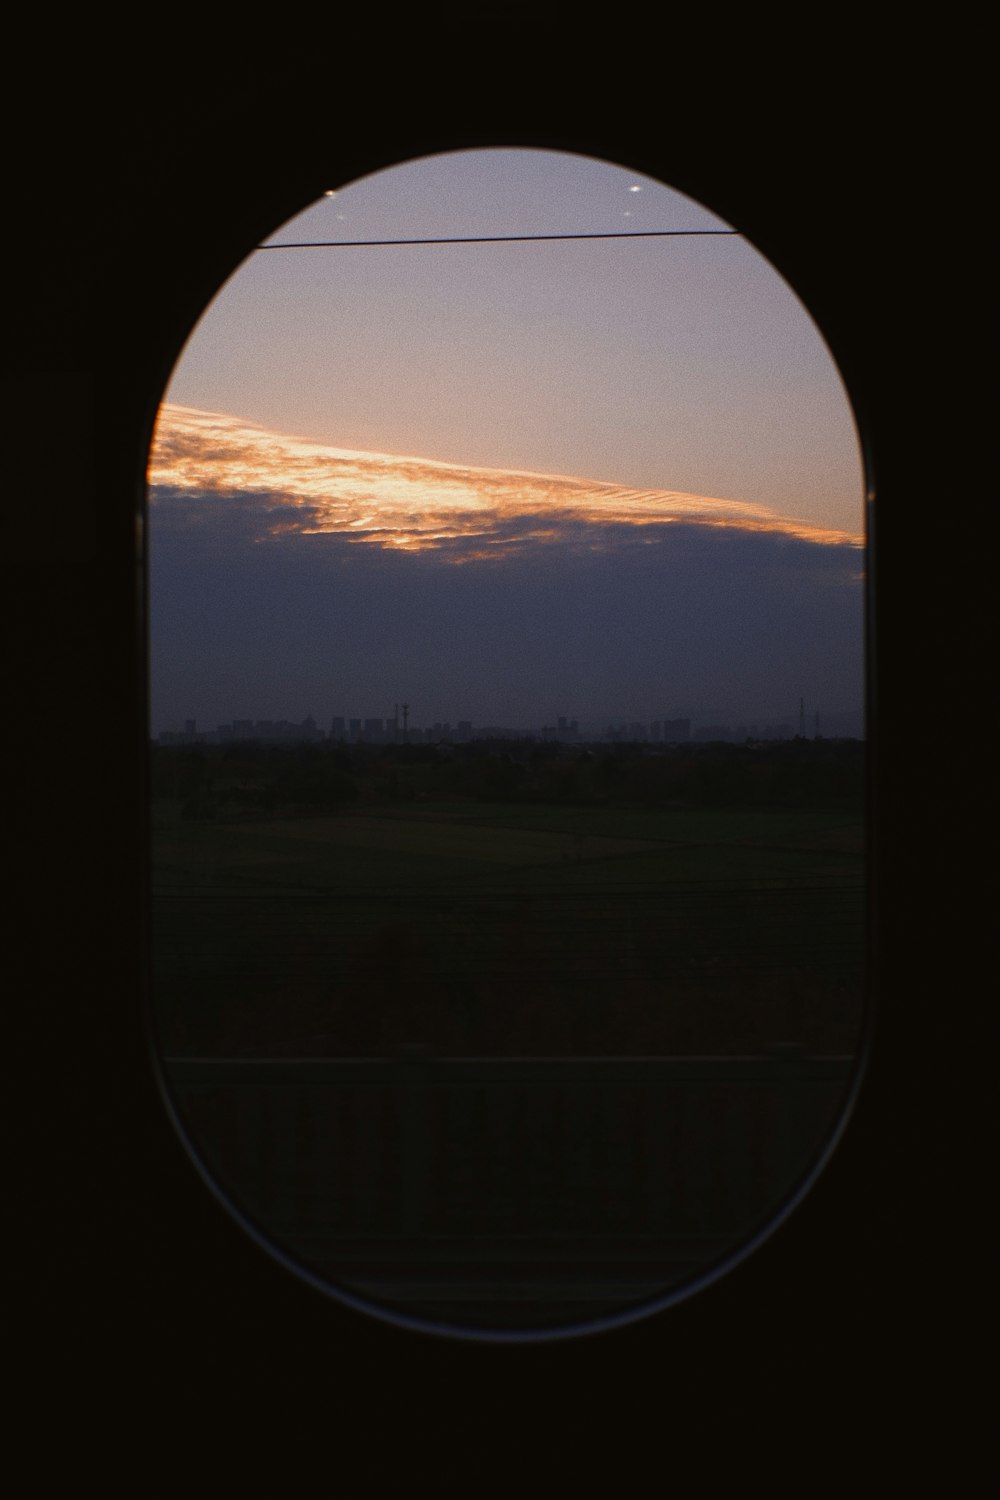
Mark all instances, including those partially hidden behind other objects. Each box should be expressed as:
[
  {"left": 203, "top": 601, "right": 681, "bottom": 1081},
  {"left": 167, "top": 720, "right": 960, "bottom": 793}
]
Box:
[{"left": 662, "top": 718, "right": 690, "bottom": 743}]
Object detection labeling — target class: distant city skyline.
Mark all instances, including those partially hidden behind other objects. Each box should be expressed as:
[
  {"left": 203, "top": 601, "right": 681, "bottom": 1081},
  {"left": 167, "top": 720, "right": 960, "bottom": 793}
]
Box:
[{"left": 154, "top": 701, "right": 864, "bottom": 744}]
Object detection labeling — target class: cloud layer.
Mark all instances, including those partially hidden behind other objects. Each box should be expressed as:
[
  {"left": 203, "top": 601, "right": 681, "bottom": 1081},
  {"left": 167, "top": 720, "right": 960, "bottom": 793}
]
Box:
[
  {"left": 147, "top": 404, "right": 865, "bottom": 732},
  {"left": 150, "top": 404, "right": 864, "bottom": 560}
]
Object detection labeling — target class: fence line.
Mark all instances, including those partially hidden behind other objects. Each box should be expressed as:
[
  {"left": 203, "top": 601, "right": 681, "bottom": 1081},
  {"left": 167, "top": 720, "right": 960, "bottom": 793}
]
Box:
[{"left": 165, "top": 1052, "right": 853, "bottom": 1275}]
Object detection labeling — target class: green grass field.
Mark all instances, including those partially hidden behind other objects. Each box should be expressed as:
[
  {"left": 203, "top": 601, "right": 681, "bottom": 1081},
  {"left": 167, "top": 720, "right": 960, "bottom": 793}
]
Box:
[{"left": 151, "top": 798, "right": 865, "bottom": 1058}]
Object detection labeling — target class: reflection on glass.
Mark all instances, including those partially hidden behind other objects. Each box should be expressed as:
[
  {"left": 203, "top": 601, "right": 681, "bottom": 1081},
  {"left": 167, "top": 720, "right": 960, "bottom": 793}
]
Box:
[{"left": 147, "top": 148, "right": 867, "bottom": 1336}]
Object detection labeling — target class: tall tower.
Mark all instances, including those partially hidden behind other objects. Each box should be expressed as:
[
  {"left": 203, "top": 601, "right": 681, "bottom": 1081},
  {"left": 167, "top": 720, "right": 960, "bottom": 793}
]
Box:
[
  {"left": 799, "top": 697, "right": 805, "bottom": 737},
  {"left": 402, "top": 703, "right": 409, "bottom": 743}
]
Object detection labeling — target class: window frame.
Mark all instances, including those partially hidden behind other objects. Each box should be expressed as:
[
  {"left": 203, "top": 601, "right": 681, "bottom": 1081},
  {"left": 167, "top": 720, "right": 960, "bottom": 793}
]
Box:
[{"left": 21, "top": 62, "right": 943, "bottom": 1448}]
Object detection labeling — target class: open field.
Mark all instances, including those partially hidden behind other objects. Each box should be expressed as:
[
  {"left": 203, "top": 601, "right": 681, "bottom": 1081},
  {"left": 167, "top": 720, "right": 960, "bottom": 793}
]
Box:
[{"left": 151, "top": 797, "right": 866, "bottom": 1059}]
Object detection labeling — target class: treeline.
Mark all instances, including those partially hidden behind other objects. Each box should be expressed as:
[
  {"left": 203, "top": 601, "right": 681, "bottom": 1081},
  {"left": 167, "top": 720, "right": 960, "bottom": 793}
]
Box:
[{"left": 150, "top": 735, "right": 864, "bottom": 820}]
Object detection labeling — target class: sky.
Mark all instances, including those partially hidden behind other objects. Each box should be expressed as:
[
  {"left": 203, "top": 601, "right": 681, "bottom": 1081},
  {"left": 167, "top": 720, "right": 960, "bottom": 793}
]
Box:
[{"left": 148, "top": 148, "right": 866, "bottom": 736}]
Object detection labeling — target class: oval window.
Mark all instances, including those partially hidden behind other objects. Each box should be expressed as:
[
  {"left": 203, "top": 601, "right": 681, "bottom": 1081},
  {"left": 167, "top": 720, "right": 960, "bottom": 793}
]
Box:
[{"left": 146, "top": 147, "right": 869, "bottom": 1339}]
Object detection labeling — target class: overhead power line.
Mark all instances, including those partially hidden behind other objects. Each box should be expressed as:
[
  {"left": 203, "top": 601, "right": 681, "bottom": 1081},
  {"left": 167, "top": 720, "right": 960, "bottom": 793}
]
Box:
[{"left": 257, "top": 229, "right": 740, "bottom": 250}]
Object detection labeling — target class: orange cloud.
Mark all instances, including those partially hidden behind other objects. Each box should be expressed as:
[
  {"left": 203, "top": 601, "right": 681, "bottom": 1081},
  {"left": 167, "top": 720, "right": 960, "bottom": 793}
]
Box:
[{"left": 149, "top": 403, "right": 864, "bottom": 556}]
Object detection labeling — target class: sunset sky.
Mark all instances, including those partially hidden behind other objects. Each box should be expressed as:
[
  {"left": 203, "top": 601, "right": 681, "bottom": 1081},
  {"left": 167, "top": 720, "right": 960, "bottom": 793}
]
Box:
[{"left": 148, "top": 149, "right": 866, "bottom": 736}]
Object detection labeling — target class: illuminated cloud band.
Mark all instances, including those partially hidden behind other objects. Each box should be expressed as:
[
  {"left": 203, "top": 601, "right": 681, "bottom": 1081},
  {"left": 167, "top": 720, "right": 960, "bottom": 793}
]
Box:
[{"left": 149, "top": 403, "right": 863, "bottom": 559}]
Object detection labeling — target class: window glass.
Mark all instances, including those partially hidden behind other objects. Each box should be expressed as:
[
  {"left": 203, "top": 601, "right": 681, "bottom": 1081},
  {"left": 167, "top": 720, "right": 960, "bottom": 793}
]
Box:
[{"left": 147, "top": 148, "right": 868, "bottom": 1339}]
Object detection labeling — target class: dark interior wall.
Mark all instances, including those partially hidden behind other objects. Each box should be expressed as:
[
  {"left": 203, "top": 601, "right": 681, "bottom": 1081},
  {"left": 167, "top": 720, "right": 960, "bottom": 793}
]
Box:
[{"left": 10, "top": 31, "right": 960, "bottom": 1483}]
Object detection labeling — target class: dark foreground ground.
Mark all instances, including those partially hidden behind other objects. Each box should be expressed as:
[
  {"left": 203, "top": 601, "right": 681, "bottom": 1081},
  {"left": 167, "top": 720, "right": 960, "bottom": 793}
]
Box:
[{"left": 150, "top": 738, "right": 866, "bottom": 1060}]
